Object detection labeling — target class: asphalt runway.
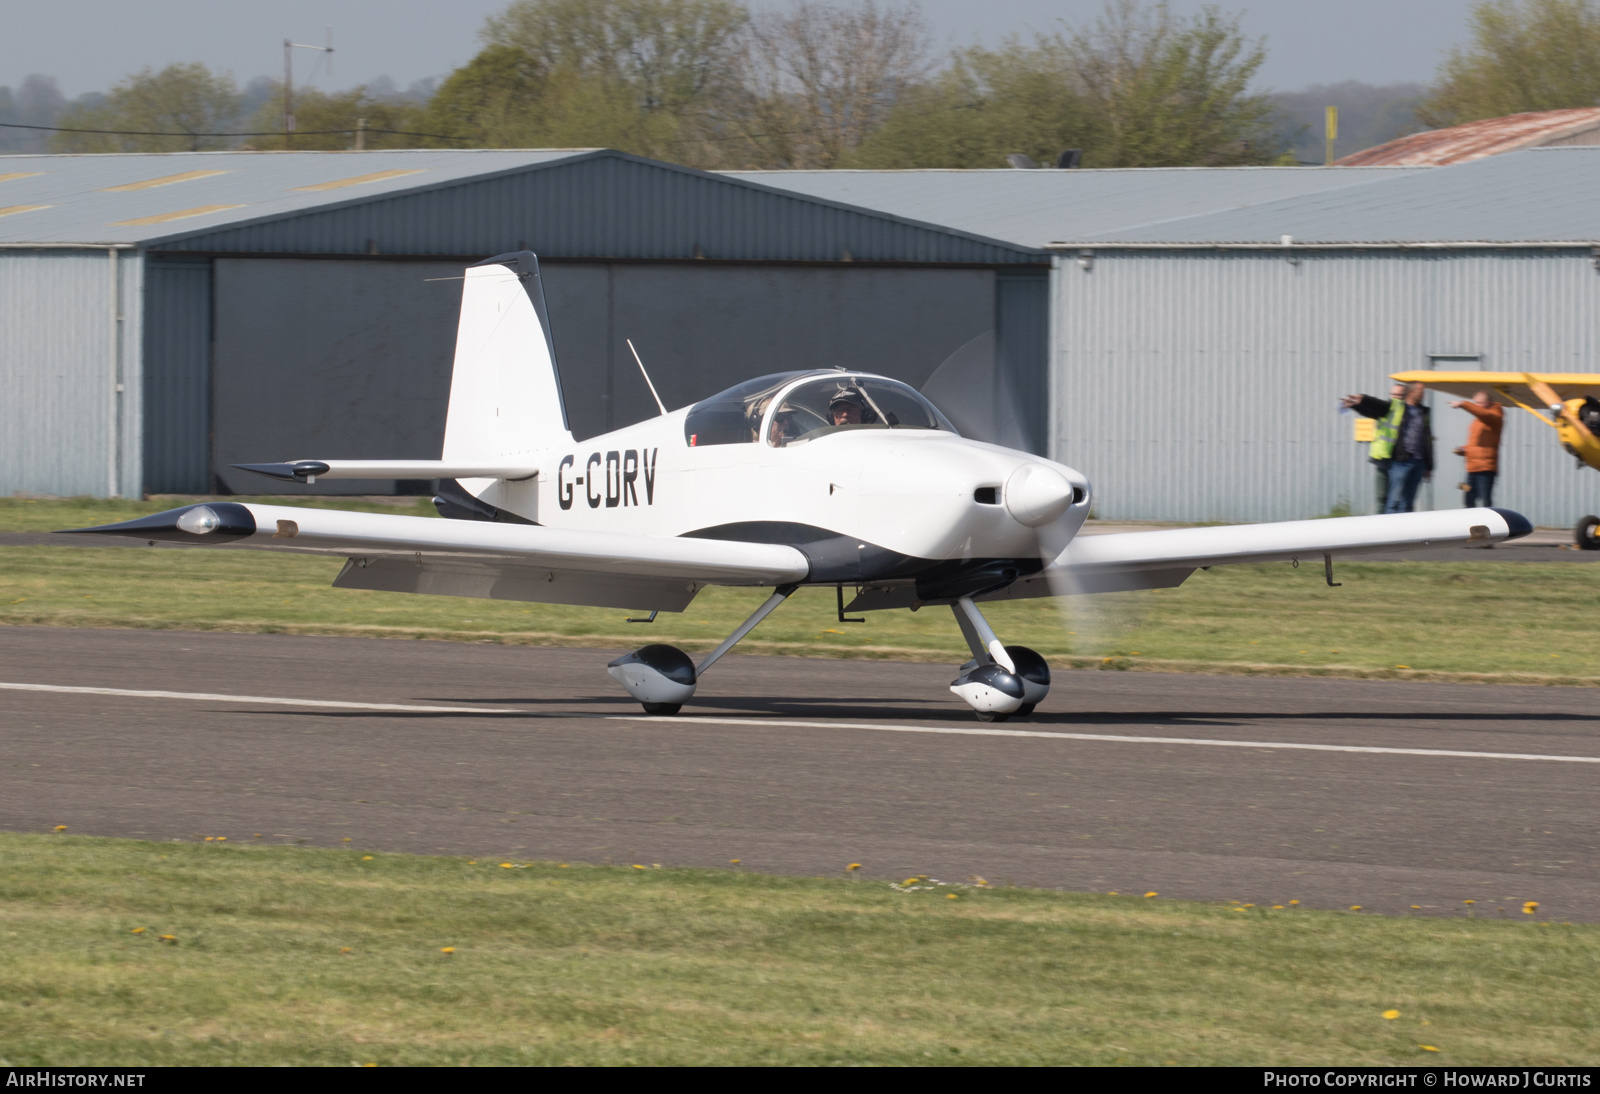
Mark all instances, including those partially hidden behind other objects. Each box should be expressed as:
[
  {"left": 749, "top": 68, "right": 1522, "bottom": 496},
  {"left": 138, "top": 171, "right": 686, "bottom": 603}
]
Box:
[{"left": 3, "top": 625, "right": 1598, "bottom": 920}]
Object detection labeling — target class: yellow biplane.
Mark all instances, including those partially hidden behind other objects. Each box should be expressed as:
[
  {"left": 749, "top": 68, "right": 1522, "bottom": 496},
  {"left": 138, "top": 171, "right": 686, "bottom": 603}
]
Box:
[{"left": 1391, "top": 371, "right": 1600, "bottom": 549}]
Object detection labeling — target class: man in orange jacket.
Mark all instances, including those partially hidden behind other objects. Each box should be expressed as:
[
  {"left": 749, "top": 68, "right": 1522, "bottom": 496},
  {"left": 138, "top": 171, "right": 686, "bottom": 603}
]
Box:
[{"left": 1450, "top": 390, "right": 1503, "bottom": 508}]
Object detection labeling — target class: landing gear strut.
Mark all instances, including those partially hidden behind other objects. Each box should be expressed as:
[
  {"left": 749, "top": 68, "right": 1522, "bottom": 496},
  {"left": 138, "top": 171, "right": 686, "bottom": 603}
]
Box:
[
  {"left": 608, "top": 585, "right": 799, "bottom": 714},
  {"left": 947, "top": 596, "right": 1050, "bottom": 721}
]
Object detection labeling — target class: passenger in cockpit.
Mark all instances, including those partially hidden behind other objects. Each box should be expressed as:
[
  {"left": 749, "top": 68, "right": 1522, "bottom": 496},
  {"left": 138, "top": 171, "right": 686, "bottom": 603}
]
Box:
[
  {"left": 749, "top": 397, "right": 774, "bottom": 443},
  {"left": 769, "top": 410, "right": 800, "bottom": 447}
]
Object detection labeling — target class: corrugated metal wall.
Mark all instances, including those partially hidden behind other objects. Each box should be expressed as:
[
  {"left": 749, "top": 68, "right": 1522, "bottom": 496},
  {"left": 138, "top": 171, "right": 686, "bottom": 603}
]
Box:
[
  {"left": 1052, "top": 248, "right": 1600, "bottom": 526},
  {"left": 0, "top": 249, "right": 141, "bottom": 498},
  {"left": 142, "top": 257, "right": 211, "bottom": 493},
  {"left": 996, "top": 270, "right": 1050, "bottom": 454}
]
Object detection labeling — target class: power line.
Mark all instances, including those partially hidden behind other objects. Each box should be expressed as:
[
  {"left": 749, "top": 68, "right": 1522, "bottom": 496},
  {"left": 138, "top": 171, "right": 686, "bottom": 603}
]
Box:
[{"left": 0, "top": 121, "right": 471, "bottom": 142}]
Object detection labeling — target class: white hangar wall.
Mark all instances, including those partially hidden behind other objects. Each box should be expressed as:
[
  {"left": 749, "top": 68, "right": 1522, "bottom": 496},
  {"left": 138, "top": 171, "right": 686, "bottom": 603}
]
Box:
[
  {"left": 0, "top": 249, "right": 143, "bottom": 498},
  {"left": 1050, "top": 248, "right": 1600, "bottom": 527}
]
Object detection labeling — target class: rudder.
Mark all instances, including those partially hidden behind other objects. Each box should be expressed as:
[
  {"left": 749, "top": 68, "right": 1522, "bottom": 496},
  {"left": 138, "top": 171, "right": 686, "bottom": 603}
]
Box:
[{"left": 441, "top": 251, "right": 573, "bottom": 468}]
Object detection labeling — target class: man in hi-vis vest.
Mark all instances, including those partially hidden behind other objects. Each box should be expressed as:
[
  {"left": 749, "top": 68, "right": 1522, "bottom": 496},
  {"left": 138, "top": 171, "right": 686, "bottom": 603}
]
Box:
[{"left": 1342, "top": 381, "right": 1434, "bottom": 513}]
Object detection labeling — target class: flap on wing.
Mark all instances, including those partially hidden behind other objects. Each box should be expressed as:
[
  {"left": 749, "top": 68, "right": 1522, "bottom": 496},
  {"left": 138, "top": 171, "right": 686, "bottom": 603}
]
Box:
[
  {"left": 978, "top": 568, "right": 1196, "bottom": 601},
  {"left": 333, "top": 557, "right": 700, "bottom": 612},
  {"left": 1048, "top": 508, "right": 1531, "bottom": 577}
]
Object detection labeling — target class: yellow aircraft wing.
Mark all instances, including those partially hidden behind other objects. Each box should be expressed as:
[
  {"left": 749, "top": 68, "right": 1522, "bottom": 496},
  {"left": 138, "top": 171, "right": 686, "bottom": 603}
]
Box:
[{"left": 1390, "top": 371, "right": 1600, "bottom": 405}]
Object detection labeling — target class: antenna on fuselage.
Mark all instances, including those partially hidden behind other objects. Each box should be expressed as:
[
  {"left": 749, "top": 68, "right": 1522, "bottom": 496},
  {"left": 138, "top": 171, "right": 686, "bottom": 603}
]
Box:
[{"left": 626, "top": 338, "right": 669, "bottom": 417}]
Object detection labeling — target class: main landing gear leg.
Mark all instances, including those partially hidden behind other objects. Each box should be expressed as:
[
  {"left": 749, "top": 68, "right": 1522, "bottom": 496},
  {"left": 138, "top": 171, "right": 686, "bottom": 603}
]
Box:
[
  {"left": 607, "top": 585, "right": 799, "bottom": 715},
  {"left": 948, "top": 596, "right": 1051, "bottom": 722}
]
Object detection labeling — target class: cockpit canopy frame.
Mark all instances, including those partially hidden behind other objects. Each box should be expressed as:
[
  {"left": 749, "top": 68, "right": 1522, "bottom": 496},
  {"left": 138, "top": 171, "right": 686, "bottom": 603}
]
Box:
[{"left": 683, "top": 371, "right": 957, "bottom": 449}]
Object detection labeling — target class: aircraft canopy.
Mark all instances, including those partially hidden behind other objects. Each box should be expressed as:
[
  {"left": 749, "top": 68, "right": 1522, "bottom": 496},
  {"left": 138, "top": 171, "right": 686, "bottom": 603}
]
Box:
[{"left": 683, "top": 370, "right": 955, "bottom": 448}]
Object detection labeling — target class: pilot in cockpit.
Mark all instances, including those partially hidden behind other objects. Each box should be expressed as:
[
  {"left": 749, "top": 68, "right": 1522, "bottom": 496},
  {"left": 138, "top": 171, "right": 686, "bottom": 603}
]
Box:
[{"left": 829, "top": 386, "right": 872, "bottom": 426}]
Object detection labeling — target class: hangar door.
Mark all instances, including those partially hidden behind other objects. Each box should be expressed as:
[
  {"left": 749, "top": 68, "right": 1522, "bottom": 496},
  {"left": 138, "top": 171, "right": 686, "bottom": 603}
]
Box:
[
  {"left": 213, "top": 258, "right": 1007, "bottom": 494},
  {"left": 213, "top": 258, "right": 462, "bottom": 495}
]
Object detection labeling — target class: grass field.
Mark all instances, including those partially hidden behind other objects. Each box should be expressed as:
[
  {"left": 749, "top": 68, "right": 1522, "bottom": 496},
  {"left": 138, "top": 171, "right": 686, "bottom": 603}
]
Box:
[
  {"left": 1, "top": 832, "right": 1595, "bottom": 1066},
  {"left": 3, "top": 498, "right": 1598, "bottom": 684}
]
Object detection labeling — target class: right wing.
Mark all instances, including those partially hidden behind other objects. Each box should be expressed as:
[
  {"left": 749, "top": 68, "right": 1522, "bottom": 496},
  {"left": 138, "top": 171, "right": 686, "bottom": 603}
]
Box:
[
  {"left": 62, "top": 502, "right": 808, "bottom": 612},
  {"left": 984, "top": 507, "right": 1532, "bottom": 600}
]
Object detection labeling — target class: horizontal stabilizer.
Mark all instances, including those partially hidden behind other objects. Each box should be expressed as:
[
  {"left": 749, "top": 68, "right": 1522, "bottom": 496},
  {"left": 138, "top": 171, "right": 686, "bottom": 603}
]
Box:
[{"left": 233, "top": 460, "right": 540, "bottom": 483}]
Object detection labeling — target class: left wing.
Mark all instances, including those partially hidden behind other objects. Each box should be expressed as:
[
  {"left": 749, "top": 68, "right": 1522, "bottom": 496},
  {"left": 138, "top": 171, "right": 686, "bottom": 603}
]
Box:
[
  {"left": 983, "top": 507, "right": 1531, "bottom": 600},
  {"left": 63, "top": 502, "right": 808, "bottom": 612}
]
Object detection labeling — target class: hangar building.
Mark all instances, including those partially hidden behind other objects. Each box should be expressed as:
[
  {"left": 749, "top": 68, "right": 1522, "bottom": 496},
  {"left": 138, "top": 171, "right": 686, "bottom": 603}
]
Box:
[
  {"left": 0, "top": 149, "right": 1048, "bottom": 499},
  {"left": 7, "top": 148, "right": 1598, "bottom": 528}
]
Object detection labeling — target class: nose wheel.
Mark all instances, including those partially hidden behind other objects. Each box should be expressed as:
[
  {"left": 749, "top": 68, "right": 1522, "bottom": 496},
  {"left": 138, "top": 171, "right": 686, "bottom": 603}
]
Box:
[{"left": 947, "top": 597, "right": 1050, "bottom": 721}]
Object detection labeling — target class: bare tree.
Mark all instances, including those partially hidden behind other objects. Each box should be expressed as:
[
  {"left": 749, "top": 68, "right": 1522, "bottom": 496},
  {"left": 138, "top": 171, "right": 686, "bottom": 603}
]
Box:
[{"left": 724, "top": 0, "right": 931, "bottom": 168}]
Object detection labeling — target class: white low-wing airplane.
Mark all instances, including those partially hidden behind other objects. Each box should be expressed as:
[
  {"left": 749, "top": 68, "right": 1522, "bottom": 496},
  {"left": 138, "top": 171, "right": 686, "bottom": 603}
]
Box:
[{"left": 70, "top": 252, "right": 1532, "bottom": 720}]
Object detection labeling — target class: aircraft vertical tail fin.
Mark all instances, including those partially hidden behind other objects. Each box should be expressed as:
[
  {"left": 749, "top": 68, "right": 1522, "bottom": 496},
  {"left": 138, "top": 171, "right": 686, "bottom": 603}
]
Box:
[{"left": 441, "top": 251, "right": 573, "bottom": 467}]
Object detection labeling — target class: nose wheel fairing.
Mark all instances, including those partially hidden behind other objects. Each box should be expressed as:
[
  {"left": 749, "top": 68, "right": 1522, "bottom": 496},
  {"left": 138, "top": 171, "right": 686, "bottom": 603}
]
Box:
[
  {"left": 948, "top": 596, "right": 1050, "bottom": 721},
  {"left": 607, "top": 644, "right": 697, "bottom": 714},
  {"left": 609, "top": 585, "right": 798, "bottom": 715}
]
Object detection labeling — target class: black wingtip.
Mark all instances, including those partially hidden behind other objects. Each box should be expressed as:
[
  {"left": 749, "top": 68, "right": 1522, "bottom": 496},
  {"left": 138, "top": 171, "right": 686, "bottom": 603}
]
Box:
[
  {"left": 1491, "top": 508, "right": 1533, "bottom": 540},
  {"left": 232, "top": 461, "right": 330, "bottom": 483},
  {"left": 56, "top": 502, "right": 256, "bottom": 542}
]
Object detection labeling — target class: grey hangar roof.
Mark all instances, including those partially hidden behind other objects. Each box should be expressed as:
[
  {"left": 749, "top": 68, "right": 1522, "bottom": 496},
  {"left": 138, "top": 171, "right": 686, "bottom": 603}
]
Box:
[
  {"left": 7, "top": 146, "right": 1592, "bottom": 257},
  {"left": 1045, "top": 147, "right": 1600, "bottom": 247},
  {"left": 0, "top": 148, "right": 1045, "bottom": 264},
  {"left": 718, "top": 165, "right": 1426, "bottom": 249}
]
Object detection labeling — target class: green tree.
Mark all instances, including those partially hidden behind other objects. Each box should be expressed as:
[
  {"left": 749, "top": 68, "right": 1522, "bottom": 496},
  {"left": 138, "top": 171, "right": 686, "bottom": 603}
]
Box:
[
  {"left": 420, "top": 0, "right": 747, "bottom": 161},
  {"left": 843, "top": 40, "right": 1093, "bottom": 168},
  {"left": 849, "top": 1, "right": 1284, "bottom": 169},
  {"left": 49, "top": 63, "right": 240, "bottom": 152},
  {"left": 485, "top": 0, "right": 747, "bottom": 111},
  {"left": 1420, "top": 0, "right": 1600, "bottom": 127},
  {"left": 419, "top": 44, "right": 546, "bottom": 146},
  {"left": 1068, "top": 1, "right": 1282, "bottom": 166},
  {"left": 242, "top": 85, "right": 430, "bottom": 150}
]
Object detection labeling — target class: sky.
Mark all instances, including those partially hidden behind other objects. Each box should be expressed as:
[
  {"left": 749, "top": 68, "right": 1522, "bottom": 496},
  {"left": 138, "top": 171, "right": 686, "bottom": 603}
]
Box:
[{"left": 1, "top": 0, "right": 1480, "bottom": 99}]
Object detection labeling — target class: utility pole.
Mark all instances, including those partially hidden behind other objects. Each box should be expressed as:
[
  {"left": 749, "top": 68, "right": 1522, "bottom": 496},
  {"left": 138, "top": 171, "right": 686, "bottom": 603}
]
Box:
[
  {"left": 283, "top": 28, "right": 334, "bottom": 150},
  {"left": 1325, "top": 105, "right": 1338, "bottom": 166},
  {"left": 355, "top": 116, "right": 366, "bottom": 151}
]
